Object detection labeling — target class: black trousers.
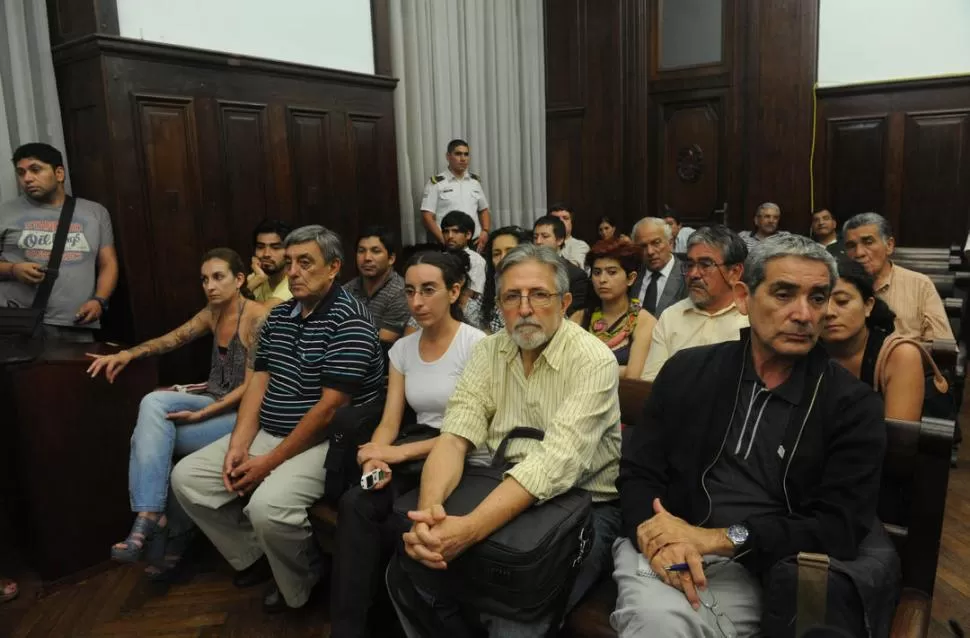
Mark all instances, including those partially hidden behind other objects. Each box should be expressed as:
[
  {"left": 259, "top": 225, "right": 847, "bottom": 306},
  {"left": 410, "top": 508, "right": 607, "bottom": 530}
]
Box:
[{"left": 329, "top": 473, "right": 418, "bottom": 638}]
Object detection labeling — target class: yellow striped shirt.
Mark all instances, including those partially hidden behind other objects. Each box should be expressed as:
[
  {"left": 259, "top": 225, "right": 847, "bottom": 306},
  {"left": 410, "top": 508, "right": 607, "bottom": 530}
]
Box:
[{"left": 442, "top": 318, "right": 621, "bottom": 502}]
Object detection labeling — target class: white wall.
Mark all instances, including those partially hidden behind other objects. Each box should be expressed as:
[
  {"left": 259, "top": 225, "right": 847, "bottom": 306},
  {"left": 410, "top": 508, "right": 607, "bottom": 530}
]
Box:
[
  {"left": 818, "top": 0, "right": 970, "bottom": 87},
  {"left": 117, "top": 0, "right": 375, "bottom": 75}
]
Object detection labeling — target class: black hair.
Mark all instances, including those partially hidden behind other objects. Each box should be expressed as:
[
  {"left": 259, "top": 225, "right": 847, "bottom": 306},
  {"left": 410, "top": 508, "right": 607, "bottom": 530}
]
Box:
[
  {"left": 440, "top": 210, "right": 475, "bottom": 235},
  {"left": 548, "top": 202, "right": 572, "bottom": 217},
  {"left": 812, "top": 207, "right": 836, "bottom": 220},
  {"left": 356, "top": 224, "right": 398, "bottom": 256},
  {"left": 405, "top": 247, "right": 470, "bottom": 322},
  {"left": 663, "top": 208, "right": 683, "bottom": 225},
  {"left": 202, "top": 247, "right": 255, "bottom": 300},
  {"left": 533, "top": 215, "right": 566, "bottom": 241},
  {"left": 481, "top": 226, "right": 532, "bottom": 329},
  {"left": 252, "top": 219, "right": 293, "bottom": 246},
  {"left": 835, "top": 257, "right": 896, "bottom": 335},
  {"left": 447, "top": 139, "right": 469, "bottom": 154},
  {"left": 12, "top": 143, "right": 64, "bottom": 169}
]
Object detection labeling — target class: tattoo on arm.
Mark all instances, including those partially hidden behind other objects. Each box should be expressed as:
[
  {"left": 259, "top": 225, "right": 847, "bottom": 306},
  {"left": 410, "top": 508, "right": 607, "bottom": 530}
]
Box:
[
  {"left": 127, "top": 311, "right": 209, "bottom": 360},
  {"left": 246, "top": 313, "right": 268, "bottom": 370}
]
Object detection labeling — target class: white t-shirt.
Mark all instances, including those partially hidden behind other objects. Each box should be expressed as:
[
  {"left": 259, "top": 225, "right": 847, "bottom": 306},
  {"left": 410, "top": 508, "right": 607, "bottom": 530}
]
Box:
[
  {"left": 388, "top": 322, "right": 486, "bottom": 429},
  {"left": 465, "top": 247, "right": 487, "bottom": 295}
]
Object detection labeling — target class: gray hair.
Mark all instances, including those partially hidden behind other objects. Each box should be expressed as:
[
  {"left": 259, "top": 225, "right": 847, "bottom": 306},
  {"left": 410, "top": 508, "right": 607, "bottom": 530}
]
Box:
[
  {"left": 843, "top": 212, "right": 893, "bottom": 242},
  {"left": 757, "top": 202, "right": 781, "bottom": 216},
  {"left": 631, "top": 217, "right": 672, "bottom": 241},
  {"left": 284, "top": 224, "right": 344, "bottom": 263},
  {"left": 496, "top": 243, "right": 570, "bottom": 296},
  {"left": 686, "top": 224, "right": 748, "bottom": 266},
  {"left": 743, "top": 233, "right": 837, "bottom": 293}
]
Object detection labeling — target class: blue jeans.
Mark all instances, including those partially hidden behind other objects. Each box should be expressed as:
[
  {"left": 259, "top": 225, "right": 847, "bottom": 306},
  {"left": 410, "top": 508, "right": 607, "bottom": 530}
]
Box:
[
  {"left": 129, "top": 391, "right": 237, "bottom": 535},
  {"left": 389, "top": 500, "right": 623, "bottom": 638}
]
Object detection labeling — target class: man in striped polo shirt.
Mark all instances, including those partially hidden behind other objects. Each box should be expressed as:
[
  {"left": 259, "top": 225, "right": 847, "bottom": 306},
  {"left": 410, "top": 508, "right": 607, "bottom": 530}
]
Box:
[{"left": 172, "top": 225, "right": 385, "bottom": 613}]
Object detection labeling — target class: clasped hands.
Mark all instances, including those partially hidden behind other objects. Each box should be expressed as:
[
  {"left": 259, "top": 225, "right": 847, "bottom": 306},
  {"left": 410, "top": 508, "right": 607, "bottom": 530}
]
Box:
[
  {"left": 222, "top": 447, "right": 278, "bottom": 496},
  {"left": 638, "top": 498, "right": 725, "bottom": 610},
  {"left": 402, "top": 504, "right": 479, "bottom": 571}
]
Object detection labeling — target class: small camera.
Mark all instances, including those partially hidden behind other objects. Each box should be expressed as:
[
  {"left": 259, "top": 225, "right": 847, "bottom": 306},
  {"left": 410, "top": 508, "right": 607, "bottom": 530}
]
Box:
[{"left": 360, "top": 468, "right": 388, "bottom": 490}]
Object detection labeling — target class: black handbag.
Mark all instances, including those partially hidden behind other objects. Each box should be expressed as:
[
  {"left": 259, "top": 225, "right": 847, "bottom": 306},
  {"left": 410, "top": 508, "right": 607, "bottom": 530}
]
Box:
[
  {"left": 0, "top": 196, "right": 77, "bottom": 364},
  {"left": 393, "top": 426, "right": 594, "bottom": 626}
]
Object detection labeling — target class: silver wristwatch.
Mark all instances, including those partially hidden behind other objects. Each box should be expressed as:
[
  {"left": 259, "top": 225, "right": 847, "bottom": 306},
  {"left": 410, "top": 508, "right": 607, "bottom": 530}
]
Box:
[{"left": 726, "top": 523, "right": 750, "bottom": 549}]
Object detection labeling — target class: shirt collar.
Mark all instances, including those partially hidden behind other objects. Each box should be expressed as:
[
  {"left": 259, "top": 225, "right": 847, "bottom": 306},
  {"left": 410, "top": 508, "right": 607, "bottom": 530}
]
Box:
[
  {"left": 287, "top": 282, "right": 342, "bottom": 319},
  {"left": 497, "top": 317, "right": 571, "bottom": 371},
  {"left": 740, "top": 341, "right": 805, "bottom": 405},
  {"left": 875, "top": 263, "right": 895, "bottom": 294},
  {"left": 657, "top": 255, "right": 675, "bottom": 279},
  {"left": 683, "top": 298, "right": 739, "bottom": 318},
  {"left": 446, "top": 168, "right": 470, "bottom": 182},
  {"left": 356, "top": 270, "right": 396, "bottom": 299}
]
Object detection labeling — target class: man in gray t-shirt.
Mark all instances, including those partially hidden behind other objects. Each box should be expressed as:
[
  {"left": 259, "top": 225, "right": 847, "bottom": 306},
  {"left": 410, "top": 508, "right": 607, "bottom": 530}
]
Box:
[{"left": 0, "top": 143, "right": 118, "bottom": 338}]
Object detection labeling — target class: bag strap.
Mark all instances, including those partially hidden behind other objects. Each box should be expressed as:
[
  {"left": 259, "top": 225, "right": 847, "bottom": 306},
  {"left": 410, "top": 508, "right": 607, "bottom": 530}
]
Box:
[
  {"left": 873, "top": 333, "right": 948, "bottom": 394},
  {"left": 795, "top": 552, "right": 830, "bottom": 636},
  {"left": 491, "top": 426, "right": 545, "bottom": 469},
  {"left": 31, "top": 196, "right": 76, "bottom": 311}
]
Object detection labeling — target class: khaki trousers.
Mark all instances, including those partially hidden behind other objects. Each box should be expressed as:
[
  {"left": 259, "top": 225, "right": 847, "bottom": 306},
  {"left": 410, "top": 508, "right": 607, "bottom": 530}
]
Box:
[{"left": 171, "top": 430, "right": 329, "bottom": 607}]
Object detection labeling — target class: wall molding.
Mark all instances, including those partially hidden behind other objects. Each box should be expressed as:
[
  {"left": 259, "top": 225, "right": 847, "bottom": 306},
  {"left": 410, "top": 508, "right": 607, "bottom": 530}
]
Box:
[{"left": 817, "top": 75, "right": 970, "bottom": 98}]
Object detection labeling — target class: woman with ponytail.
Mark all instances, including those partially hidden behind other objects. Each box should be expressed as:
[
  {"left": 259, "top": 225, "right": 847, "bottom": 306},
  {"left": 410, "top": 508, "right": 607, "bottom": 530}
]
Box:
[
  {"left": 330, "top": 248, "right": 487, "bottom": 637},
  {"left": 86, "top": 247, "right": 268, "bottom": 577}
]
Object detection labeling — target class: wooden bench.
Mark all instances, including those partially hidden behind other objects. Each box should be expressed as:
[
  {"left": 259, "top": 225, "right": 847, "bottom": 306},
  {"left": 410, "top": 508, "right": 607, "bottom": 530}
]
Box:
[{"left": 561, "top": 379, "right": 954, "bottom": 638}]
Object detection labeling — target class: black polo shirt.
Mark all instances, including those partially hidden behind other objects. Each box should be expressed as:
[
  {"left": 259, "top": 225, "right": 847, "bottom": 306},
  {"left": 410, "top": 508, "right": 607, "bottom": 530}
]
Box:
[
  {"left": 706, "top": 348, "right": 807, "bottom": 528},
  {"left": 253, "top": 283, "right": 385, "bottom": 437}
]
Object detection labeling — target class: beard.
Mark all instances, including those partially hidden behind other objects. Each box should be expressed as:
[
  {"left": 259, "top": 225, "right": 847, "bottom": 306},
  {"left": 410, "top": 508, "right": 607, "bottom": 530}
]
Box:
[
  {"left": 24, "top": 185, "right": 56, "bottom": 203},
  {"left": 509, "top": 318, "right": 552, "bottom": 350}
]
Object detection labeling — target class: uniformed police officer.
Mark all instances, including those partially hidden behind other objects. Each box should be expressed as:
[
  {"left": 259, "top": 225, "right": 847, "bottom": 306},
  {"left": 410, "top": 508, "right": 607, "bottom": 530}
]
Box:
[{"left": 420, "top": 139, "right": 491, "bottom": 251}]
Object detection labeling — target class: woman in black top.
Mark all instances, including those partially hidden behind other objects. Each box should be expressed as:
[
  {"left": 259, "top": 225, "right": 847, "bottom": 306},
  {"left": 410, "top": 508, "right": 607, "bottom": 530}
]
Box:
[{"left": 822, "top": 258, "right": 924, "bottom": 420}]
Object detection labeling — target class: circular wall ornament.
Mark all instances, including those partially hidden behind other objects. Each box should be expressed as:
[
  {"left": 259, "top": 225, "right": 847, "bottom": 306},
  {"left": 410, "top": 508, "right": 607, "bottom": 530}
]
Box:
[{"left": 676, "top": 144, "right": 704, "bottom": 183}]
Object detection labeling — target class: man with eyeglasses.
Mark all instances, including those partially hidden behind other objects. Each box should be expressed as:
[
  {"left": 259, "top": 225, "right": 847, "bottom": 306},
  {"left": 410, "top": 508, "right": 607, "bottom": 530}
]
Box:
[
  {"left": 640, "top": 226, "right": 749, "bottom": 381},
  {"left": 631, "top": 217, "right": 687, "bottom": 318},
  {"left": 387, "top": 243, "right": 622, "bottom": 637},
  {"left": 613, "top": 234, "right": 895, "bottom": 637}
]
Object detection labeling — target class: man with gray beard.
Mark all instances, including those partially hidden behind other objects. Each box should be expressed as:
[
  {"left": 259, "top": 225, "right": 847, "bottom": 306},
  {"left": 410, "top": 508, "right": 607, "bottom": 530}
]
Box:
[
  {"left": 641, "top": 225, "right": 749, "bottom": 381},
  {"left": 387, "top": 243, "right": 622, "bottom": 637}
]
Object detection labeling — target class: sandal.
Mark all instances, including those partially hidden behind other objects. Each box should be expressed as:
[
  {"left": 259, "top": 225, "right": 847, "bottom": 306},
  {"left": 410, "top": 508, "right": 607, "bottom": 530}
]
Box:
[
  {"left": 1, "top": 577, "right": 18, "bottom": 603},
  {"left": 110, "top": 515, "right": 166, "bottom": 563},
  {"left": 145, "top": 528, "right": 194, "bottom": 582}
]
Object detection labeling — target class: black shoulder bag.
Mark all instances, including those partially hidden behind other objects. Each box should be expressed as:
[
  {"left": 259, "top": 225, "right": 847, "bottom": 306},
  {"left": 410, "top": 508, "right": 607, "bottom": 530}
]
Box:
[
  {"left": 0, "top": 196, "right": 76, "bottom": 364},
  {"left": 393, "top": 426, "right": 594, "bottom": 627}
]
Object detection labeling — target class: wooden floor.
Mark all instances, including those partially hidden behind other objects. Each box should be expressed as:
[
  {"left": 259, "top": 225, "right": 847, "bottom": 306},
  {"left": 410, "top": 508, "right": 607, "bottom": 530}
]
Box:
[{"left": 3, "top": 422, "right": 970, "bottom": 637}]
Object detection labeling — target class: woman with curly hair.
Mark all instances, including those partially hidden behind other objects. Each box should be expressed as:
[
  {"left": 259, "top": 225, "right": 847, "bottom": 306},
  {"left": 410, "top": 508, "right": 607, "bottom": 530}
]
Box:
[{"left": 570, "top": 239, "right": 656, "bottom": 378}]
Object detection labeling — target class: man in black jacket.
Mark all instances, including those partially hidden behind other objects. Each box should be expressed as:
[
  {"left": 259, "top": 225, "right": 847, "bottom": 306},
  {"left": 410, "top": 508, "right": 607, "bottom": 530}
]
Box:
[
  {"left": 532, "top": 215, "right": 586, "bottom": 314},
  {"left": 612, "top": 234, "right": 892, "bottom": 637}
]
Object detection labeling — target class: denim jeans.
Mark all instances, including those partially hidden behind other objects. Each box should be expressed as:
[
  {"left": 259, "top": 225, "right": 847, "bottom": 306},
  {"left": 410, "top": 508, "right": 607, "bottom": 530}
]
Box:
[
  {"left": 389, "top": 500, "right": 623, "bottom": 638},
  {"left": 129, "top": 391, "right": 237, "bottom": 534}
]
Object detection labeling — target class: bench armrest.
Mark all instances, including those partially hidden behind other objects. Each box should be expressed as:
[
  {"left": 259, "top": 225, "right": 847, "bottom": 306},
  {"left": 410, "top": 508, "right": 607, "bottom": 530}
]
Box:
[{"left": 890, "top": 589, "right": 931, "bottom": 638}]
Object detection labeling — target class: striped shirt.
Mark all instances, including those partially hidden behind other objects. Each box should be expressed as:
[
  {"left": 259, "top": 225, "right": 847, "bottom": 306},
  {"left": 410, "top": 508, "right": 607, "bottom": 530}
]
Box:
[
  {"left": 442, "top": 319, "right": 621, "bottom": 502},
  {"left": 253, "top": 283, "right": 385, "bottom": 437}
]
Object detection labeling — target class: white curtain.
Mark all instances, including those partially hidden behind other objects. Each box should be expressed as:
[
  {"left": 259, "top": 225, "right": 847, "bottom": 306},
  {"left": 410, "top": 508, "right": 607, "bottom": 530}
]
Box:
[
  {"left": 0, "top": 0, "right": 69, "bottom": 201},
  {"left": 389, "top": 0, "right": 546, "bottom": 244}
]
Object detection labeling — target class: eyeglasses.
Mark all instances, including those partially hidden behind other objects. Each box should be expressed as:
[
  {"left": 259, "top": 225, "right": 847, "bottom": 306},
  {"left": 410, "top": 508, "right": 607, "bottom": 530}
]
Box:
[
  {"left": 404, "top": 286, "right": 441, "bottom": 299},
  {"left": 499, "top": 290, "right": 560, "bottom": 309},
  {"left": 681, "top": 259, "right": 728, "bottom": 274}
]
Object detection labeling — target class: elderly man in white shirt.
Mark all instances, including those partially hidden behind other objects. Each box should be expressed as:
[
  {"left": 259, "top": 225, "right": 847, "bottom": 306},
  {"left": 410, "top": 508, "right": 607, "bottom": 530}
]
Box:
[{"left": 641, "top": 225, "right": 749, "bottom": 381}]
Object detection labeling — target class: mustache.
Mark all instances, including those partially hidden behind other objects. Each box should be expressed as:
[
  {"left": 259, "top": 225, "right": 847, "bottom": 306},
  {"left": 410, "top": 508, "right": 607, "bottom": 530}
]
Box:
[{"left": 513, "top": 319, "right": 542, "bottom": 330}]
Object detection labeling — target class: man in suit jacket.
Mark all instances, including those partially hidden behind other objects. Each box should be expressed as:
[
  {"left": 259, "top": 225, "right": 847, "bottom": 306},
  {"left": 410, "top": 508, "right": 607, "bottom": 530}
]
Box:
[
  {"left": 631, "top": 217, "right": 687, "bottom": 318},
  {"left": 533, "top": 215, "right": 587, "bottom": 314}
]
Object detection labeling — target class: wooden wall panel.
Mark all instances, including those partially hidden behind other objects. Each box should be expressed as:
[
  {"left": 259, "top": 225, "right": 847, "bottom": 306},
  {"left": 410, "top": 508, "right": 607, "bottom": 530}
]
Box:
[
  {"left": 816, "top": 77, "right": 970, "bottom": 247},
  {"left": 53, "top": 36, "right": 398, "bottom": 382},
  {"left": 824, "top": 116, "right": 888, "bottom": 222},
  {"left": 741, "top": 0, "right": 818, "bottom": 233},
  {"left": 900, "top": 111, "right": 970, "bottom": 247},
  {"left": 543, "top": 0, "right": 648, "bottom": 240},
  {"left": 656, "top": 96, "right": 724, "bottom": 219},
  {"left": 217, "top": 102, "right": 271, "bottom": 252},
  {"left": 46, "top": 0, "right": 118, "bottom": 45}
]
